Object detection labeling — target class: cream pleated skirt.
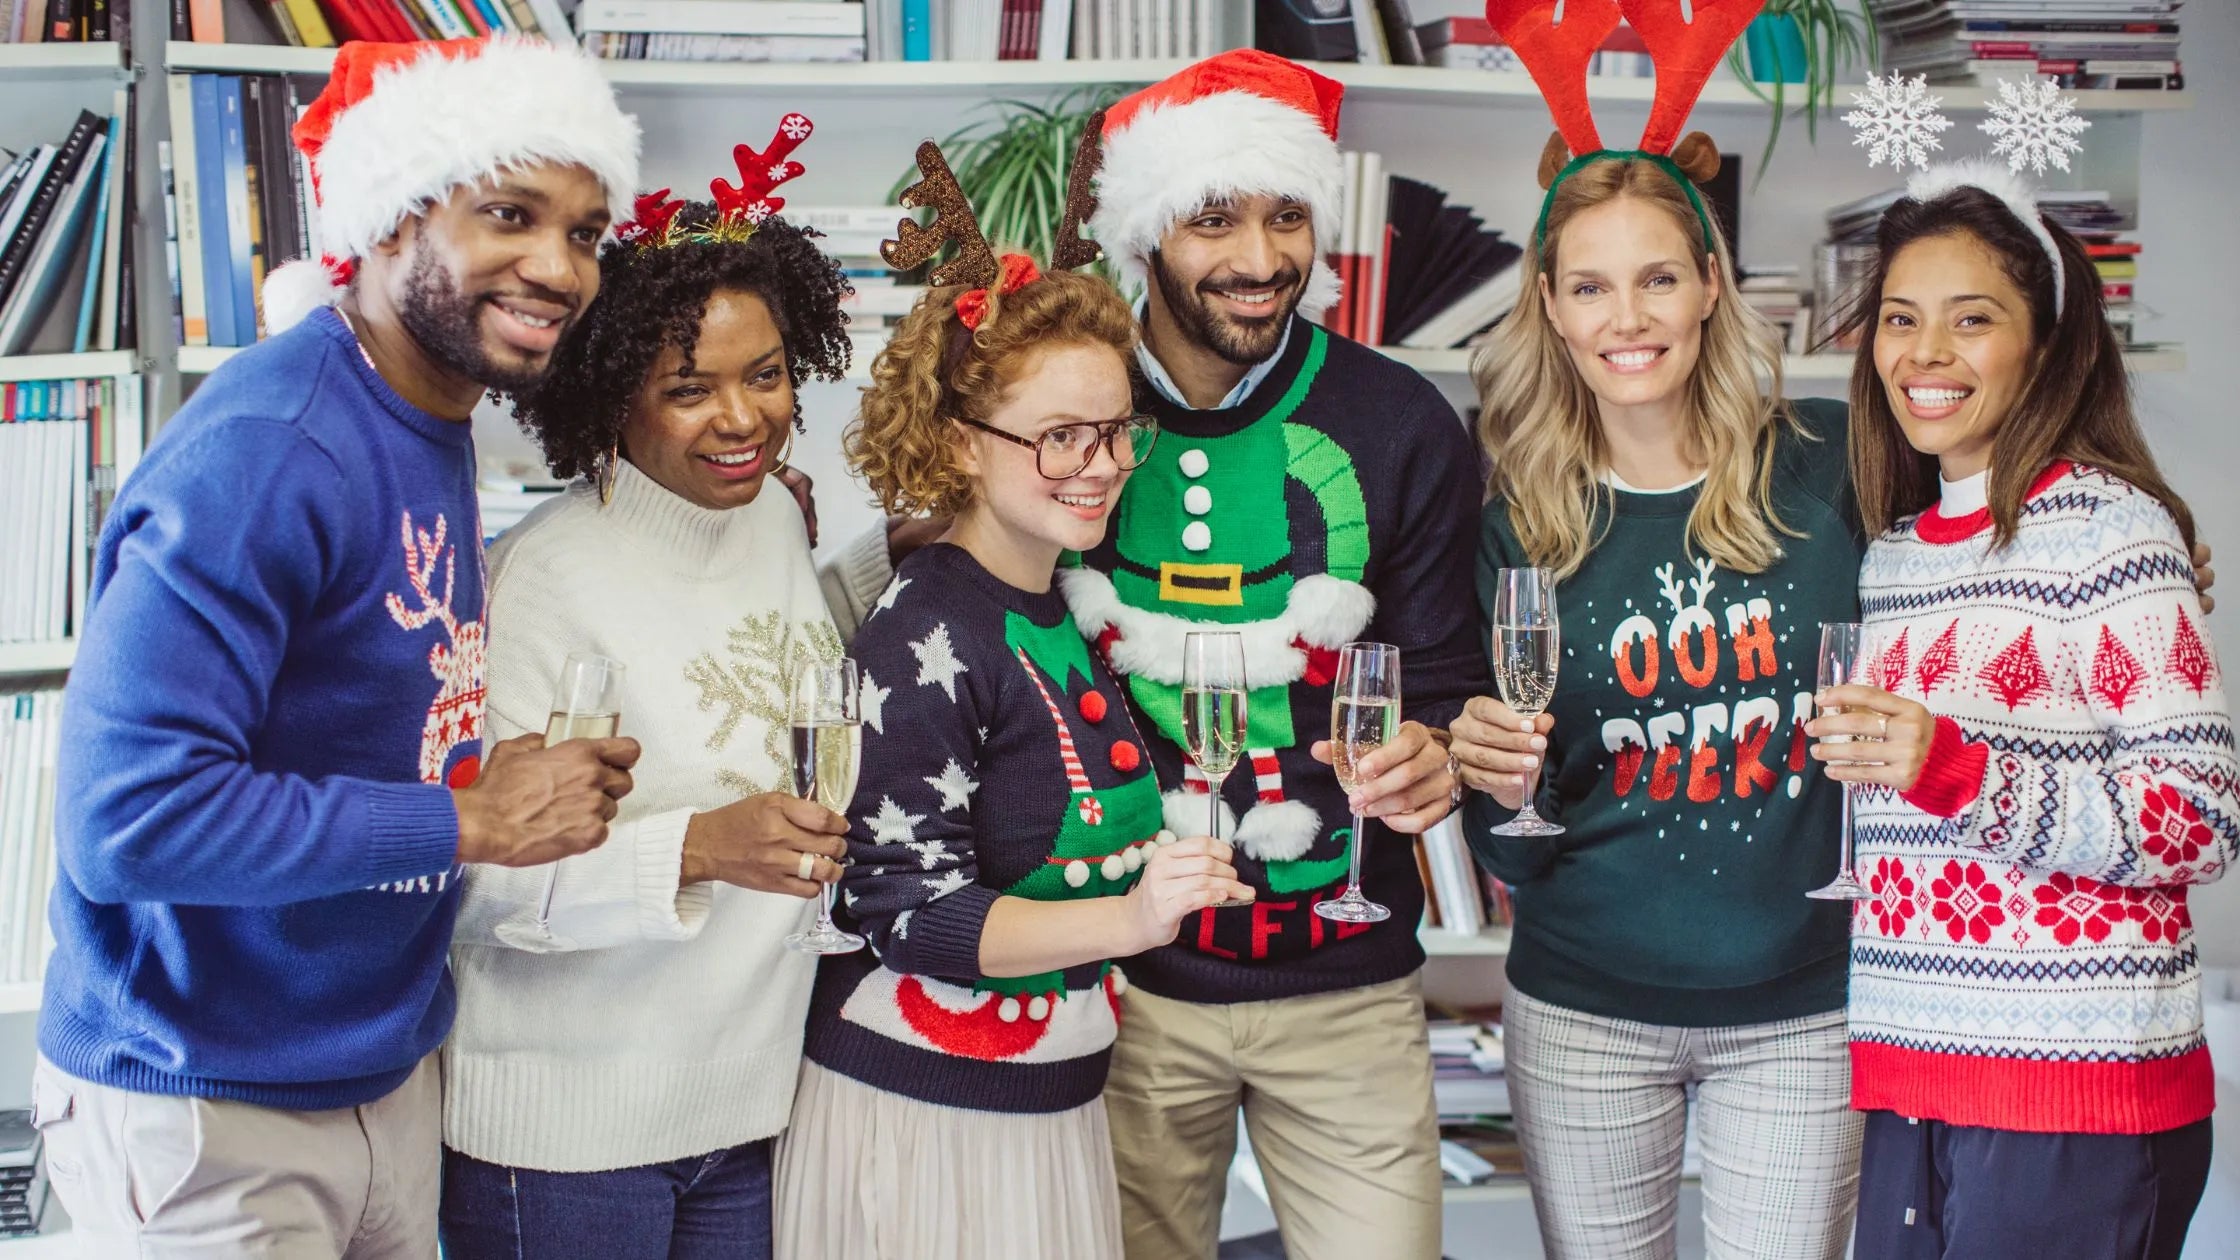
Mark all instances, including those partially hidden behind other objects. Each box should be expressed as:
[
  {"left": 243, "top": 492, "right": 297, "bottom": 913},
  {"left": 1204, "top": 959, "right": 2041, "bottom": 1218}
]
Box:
[{"left": 773, "top": 1060, "right": 1124, "bottom": 1260}]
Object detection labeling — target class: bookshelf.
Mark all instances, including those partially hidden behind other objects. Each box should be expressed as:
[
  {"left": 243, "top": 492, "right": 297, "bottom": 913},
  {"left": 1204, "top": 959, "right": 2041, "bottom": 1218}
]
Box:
[
  {"left": 0, "top": 42, "right": 128, "bottom": 80},
  {"left": 1419, "top": 923, "right": 1511, "bottom": 958},
  {"left": 0, "top": 352, "right": 139, "bottom": 383},
  {"left": 0, "top": 643, "right": 75, "bottom": 679}
]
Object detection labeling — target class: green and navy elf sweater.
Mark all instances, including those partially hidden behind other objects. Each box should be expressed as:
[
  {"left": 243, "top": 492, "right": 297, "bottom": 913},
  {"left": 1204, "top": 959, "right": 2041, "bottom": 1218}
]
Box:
[
  {"left": 1064, "top": 316, "right": 1487, "bottom": 1004},
  {"left": 1464, "top": 398, "right": 1857, "bottom": 1027},
  {"left": 805, "top": 544, "right": 1165, "bottom": 1114}
]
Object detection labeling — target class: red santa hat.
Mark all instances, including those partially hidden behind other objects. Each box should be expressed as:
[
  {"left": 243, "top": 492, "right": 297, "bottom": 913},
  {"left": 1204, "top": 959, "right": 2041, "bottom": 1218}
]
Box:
[
  {"left": 1090, "top": 49, "right": 1347, "bottom": 317},
  {"left": 262, "top": 36, "right": 642, "bottom": 334}
]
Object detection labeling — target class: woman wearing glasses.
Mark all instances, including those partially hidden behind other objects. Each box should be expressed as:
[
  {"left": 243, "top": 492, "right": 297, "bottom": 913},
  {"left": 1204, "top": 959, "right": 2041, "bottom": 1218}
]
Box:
[{"left": 772, "top": 263, "right": 1254, "bottom": 1260}]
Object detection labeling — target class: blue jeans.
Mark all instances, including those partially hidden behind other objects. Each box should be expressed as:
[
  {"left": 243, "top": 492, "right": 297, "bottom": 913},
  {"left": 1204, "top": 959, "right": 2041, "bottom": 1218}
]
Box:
[{"left": 438, "top": 1139, "right": 774, "bottom": 1260}]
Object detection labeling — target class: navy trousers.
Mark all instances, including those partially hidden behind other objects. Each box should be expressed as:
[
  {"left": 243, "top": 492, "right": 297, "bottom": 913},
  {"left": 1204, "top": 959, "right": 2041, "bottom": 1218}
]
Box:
[
  {"left": 438, "top": 1139, "right": 774, "bottom": 1260},
  {"left": 1855, "top": 1109, "right": 2213, "bottom": 1260}
]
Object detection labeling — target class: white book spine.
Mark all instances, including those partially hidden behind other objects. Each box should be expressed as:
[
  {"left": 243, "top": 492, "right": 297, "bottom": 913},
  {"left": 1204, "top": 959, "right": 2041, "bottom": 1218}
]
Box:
[{"left": 167, "top": 76, "right": 209, "bottom": 349}]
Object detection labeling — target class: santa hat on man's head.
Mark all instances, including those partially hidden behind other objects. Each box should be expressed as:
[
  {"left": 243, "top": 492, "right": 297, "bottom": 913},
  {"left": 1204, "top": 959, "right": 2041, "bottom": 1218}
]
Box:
[
  {"left": 262, "top": 36, "right": 642, "bottom": 334},
  {"left": 1090, "top": 49, "right": 1346, "bottom": 318}
]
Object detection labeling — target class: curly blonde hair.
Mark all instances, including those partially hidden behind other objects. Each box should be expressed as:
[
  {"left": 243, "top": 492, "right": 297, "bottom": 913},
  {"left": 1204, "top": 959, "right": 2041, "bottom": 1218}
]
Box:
[{"left": 849, "top": 268, "right": 1139, "bottom": 516}]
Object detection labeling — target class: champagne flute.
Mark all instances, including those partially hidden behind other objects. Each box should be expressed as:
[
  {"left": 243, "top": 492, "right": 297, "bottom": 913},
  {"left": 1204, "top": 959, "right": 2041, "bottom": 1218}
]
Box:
[
  {"left": 537, "top": 653, "right": 626, "bottom": 928},
  {"left": 1316, "top": 642, "right": 1401, "bottom": 924},
  {"left": 1182, "top": 632, "right": 1251, "bottom": 908},
  {"left": 1489, "top": 567, "right": 1565, "bottom": 837},
  {"left": 786, "top": 658, "right": 867, "bottom": 954},
  {"left": 1806, "top": 622, "right": 1875, "bottom": 901}
]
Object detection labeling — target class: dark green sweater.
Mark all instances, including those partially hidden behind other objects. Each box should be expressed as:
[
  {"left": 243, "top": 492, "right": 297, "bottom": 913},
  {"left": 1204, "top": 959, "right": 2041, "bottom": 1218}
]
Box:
[{"left": 1463, "top": 398, "right": 1857, "bottom": 1027}]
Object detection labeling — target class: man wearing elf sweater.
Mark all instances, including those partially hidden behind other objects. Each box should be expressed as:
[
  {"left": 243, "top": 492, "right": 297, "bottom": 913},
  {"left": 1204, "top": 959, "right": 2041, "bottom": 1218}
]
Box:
[
  {"left": 31, "top": 39, "right": 643, "bottom": 1258},
  {"left": 1067, "top": 51, "right": 1483, "bottom": 1260}
]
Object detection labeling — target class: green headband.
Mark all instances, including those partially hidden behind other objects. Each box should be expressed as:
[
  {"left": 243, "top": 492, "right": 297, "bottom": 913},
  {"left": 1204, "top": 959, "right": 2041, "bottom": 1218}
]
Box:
[{"left": 1534, "top": 150, "right": 1718, "bottom": 254}]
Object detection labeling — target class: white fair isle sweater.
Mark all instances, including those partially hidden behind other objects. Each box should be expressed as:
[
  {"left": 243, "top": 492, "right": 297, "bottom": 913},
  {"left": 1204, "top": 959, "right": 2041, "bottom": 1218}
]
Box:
[
  {"left": 443, "top": 457, "right": 891, "bottom": 1172},
  {"left": 1851, "top": 461, "right": 2239, "bottom": 1135}
]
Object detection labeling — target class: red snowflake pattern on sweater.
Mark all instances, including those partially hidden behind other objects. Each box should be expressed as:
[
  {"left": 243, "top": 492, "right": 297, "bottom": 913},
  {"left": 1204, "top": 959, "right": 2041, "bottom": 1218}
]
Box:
[
  {"left": 1930, "top": 859, "right": 2006, "bottom": 944},
  {"left": 2170, "top": 607, "right": 2214, "bottom": 695},
  {"left": 1869, "top": 855, "right": 1917, "bottom": 937},
  {"left": 1978, "top": 627, "right": 2051, "bottom": 711},
  {"left": 2090, "top": 624, "right": 2146, "bottom": 713},
  {"left": 2126, "top": 887, "right": 2191, "bottom": 944},
  {"left": 2029, "top": 872, "right": 2125, "bottom": 946},
  {"left": 1915, "top": 619, "right": 1960, "bottom": 695},
  {"left": 2141, "top": 783, "right": 2213, "bottom": 869}
]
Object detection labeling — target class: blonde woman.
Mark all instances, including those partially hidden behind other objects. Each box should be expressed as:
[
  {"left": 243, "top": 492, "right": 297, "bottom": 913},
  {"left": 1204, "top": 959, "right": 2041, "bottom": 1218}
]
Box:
[{"left": 1447, "top": 133, "right": 1864, "bottom": 1259}]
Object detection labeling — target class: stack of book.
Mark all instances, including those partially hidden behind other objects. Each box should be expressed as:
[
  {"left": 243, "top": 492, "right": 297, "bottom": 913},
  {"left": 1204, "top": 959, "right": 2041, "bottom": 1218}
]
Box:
[
  {"left": 0, "top": 1111, "right": 43, "bottom": 1240},
  {"left": 0, "top": 692, "right": 62, "bottom": 992},
  {"left": 577, "top": 1, "right": 1251, "bottom": 63},
  {"left": 789, "top": 204, "right": 922, "bottom": 358},
  {"left": 173, "top": 0, "right": 575, "bottom": 48},
  {"left": 1329, "top": 162, "right": 1523, "bottom": 350},
  {"left": 1739, "top": 264, "right": 1814, "bottom": 356},
  {"left": 1415, "top": 13, "right": 1653, "bottom": 75},
  {"left": 1429, "top": 1010, "right": 1509, "bottom": 1122},
  {"left": 1, "top": 374, "right": 135, "bottom": 645},
  {"left": 580, "top": 0, "right": 868, "bottom": 62},
  {"left": 161, "top": 73, "right": 319, "bottom": 349},
  {"left": 0, "top": 97, "right": 136, "bottom": 357},
  {"left": 1, "top": 0, "right": 123, "bottom": 41},
  {"left": 1062, "top": 0, "right": 1246, "bottom": 61},
  {"left": 1870, "top": 0, "right": 2183, "bottom": 91}
]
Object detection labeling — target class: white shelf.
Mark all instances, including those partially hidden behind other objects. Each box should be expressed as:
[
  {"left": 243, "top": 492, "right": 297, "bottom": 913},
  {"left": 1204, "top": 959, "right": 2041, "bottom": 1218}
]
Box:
[
  {"left": 174, "top": 345, "right": 237, "bottom": 376},
  {"left": 0, "top": 641, "right": 74, "bottom": 677},
  {"left": 0, "top": 983, "right": 40, "bottom": 1016},
  {"left": 1441, "top": 1180, "right": 1533, "bottom": 1205},
  {"left": 155, "top": 45, "right": 2190, "bottom": 112},
  {"left": 0, "top": 352, "right": 138, "bottom": 384},
  {"left": 0, "top": 42, "right": 126, "bottom": 81},
  {"left": 1381, "top": 346, "right": 2189, "bottom": 379},
  {"left": 1420, "top": 924, "right": 1511, "bottom": 958}
]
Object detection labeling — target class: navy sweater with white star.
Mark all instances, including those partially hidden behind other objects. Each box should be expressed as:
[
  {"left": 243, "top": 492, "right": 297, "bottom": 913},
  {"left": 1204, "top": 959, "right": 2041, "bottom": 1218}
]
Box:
[
  {"left": 1463, "top": 398, "right": 1856, "bottom": 1028},
  {"left": 804, "top": 544, "right": 1166, "bottom": 1114}
]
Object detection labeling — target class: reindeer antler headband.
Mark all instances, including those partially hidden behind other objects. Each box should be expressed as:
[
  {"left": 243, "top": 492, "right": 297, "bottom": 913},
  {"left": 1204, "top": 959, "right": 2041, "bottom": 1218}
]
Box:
[
  {"left": 1488, "top": 0, "right": 1765, "bottom": 251},
  {"left": 880, "top": 110, "right": 1108, "bottom": 331},
  {"left": 615, "top": 111, "right": 817, "bottom": 248}
]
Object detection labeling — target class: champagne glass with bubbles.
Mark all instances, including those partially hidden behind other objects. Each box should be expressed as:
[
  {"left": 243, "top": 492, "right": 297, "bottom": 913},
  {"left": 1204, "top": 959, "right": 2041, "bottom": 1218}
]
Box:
[
  {"left": 1182, "top": 632, "right": 1252, "bottom": 908},
  {"left": 537, "top": 653, "right": 626, "bottom": 928},
  {"left": 1316, "top": 642, "right": 1401, "bottom": 924},
  {"left": 1490, "top": 567, "right": 1565, "bottom": 837},
  {"left": 787, "top": 658, "right": 867, "bottom": 954},
  {"left": 1806, "top": 623, "right": 1875, "bottom": 901}
]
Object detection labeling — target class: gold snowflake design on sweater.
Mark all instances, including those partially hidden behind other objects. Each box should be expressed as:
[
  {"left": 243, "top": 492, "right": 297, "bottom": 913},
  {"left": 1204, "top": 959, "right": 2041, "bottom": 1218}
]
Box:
[{"left": 686, "top": 611, "right": 844, "bottom": 794}]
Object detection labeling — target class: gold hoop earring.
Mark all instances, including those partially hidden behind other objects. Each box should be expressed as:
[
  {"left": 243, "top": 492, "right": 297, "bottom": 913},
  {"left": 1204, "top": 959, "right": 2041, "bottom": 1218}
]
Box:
[
  {"left": 765, "top": 427, "right": 798, "bottom": 477},
  {"left": 598, "top": 441, "right": 620, "bottom": 506}
]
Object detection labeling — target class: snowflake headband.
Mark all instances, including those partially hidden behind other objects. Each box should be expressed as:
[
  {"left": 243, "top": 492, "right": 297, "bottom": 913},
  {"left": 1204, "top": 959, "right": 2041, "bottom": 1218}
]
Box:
[
  {"left": 615, "top": 111, "right": 816, "bottom": 248},
  {"left": 1487, "top": 0, "right": 1765, "bottom": 251},
  {"left": 1844, "top": 74, "right": 2090, "bottom": 317},
  {"left": 881, "top": 111, "right": 1106, "bottom": 334}
]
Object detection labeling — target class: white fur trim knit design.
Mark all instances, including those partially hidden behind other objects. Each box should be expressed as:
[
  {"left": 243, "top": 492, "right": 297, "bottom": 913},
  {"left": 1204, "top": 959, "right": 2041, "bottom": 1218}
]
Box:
[
  {"left": 1057, "top": 568, "right": 1374, "bottom": 688},
  {"left": 313, "top": 38, "right": 639, "bottom": 270},
  {"left": 1091, "top": 89, "right": 1346, "bottom": 318},
  {"left": 1232, "top": 799, "right": 1320, "bottom": 863},
  {"left": 1907, "top": 157, "right": 2065, "bottom": 317}
]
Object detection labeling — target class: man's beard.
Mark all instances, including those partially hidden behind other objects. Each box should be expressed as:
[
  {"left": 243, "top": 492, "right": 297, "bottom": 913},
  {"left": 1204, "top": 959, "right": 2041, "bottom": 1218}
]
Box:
[
  {"left": 1149, "top": 250, "right": 1304, "bottom": 367},
  {"left": 395, "top": 247, "right": 564, "bottom": 396}
]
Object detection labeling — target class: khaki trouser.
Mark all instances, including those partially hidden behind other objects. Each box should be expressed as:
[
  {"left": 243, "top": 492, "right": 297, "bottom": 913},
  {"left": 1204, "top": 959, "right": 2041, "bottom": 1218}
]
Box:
[
  {"left": 1103, "top": 972, "right": 1443, "bottom": 1260},
  {"left": 30, "top": 1055, "right": 441, "bottom": 1259}
]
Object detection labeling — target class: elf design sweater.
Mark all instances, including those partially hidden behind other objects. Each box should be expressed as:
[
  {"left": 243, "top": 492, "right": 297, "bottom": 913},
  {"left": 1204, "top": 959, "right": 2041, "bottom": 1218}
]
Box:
[
  {"left": 43, "top": 307, "right": 474, "bottom": 1109},
  {"left": 805, "top": 545, "right": 1164, "bottom": 1114},
  {"left": 443, "top": 457, "right": 859, "bottom": 1172},
  {"left": 1464, "top": 399, "right": 1858, "bottom": 1027},
  {"left": 1851, "top": 461, "right": 2238, "bottom": 1134},
  {"left": 1064, "top": 318, "right": 1486, "bottom": 1004}
]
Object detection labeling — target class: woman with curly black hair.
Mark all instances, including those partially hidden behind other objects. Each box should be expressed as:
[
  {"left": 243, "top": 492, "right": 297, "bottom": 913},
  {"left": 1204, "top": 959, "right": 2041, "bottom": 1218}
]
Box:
[{"left": 436, "top": 198, "right": 902, "bottom": 1260}]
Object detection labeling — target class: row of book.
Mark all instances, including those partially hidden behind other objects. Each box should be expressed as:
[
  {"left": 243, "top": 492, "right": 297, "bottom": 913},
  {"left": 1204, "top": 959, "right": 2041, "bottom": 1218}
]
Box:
[
  {"left": 0, "top": 690, "right": 61, "bottom": 992},
  {"left": 1872, "top": 0, "right": 2184, "bottom": 91},
  {"left": 1324, "top": 151, "right": 1527, "bottom": 350},
  {"left": 172, "top": 0, "right": 571, "bottom": 49},
  {"left": 161, "top": 73, "right": 321, "bottom": 349},
  {"left": 1413, "top": 819, "right": 1514, "bottom": 939},
  {"left": 0, "top": 0, "right": 122, "bottom": 41},
  {"left": 1, "top": 376, "right": 136, "bottom": 646},
  {"left": 0, "top": 1110, "right": 47, "bottom": 1240},
  {"left": 0, "top": 97, "right": 138, "bottom": 358}
]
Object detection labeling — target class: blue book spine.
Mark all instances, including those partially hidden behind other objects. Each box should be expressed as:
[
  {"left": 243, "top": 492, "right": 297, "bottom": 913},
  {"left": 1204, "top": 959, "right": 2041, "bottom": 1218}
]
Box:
[
  {"left": 903, "top": 0, "right": 931, "bottom": 60},
  {"left": 190, "top": 76, "right": 238, "bottom": 350},
  {"left": 218, "top": 78, "right": 257, "bottom": 347},
  {"left": 468, "top": 0, "right": 507, "bottom": 32},
  {"left": 72, "top": 113, "right": 124, "bottom": 354}
]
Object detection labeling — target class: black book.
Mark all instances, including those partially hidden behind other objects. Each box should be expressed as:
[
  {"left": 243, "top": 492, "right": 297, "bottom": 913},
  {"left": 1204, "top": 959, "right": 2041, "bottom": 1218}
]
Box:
[
  {"left": 242, "top": 74, "right": 272, "bottom": 334},
  {"left": 171, "top": 0, "right": 192, "bottom": 41},
  {"left": 1373, "top": 0, "right": 1425, "bottom": 66},
  {"left": 90, "top": 0, "right": 109, "bottom": 42},
  {"left": 1256, "top": 0, "right": 1360, "bottom": 62},
  {"left": 0, "top": 111, "right": 105, "bottom": 318},
  {"left": 117, "top": 83, "right": 139, "bottom": 350},
  {"left": 256, "top": 75, "right": 300, "bottom": 272},
  {"left": 1701, "top": 151, "right": 1742, "bottom": 262}
]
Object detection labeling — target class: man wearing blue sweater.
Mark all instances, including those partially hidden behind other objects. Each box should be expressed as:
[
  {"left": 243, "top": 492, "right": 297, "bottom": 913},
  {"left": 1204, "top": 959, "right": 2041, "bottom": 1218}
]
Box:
[{"left": 29, "top": 39, "right": 645, "bottom": 1258}]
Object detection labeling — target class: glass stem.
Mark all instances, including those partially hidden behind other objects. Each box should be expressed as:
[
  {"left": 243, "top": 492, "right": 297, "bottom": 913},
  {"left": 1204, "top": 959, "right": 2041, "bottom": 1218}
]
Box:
[
  {"left": 1838, "top": 781, "right": 1855, "bottom": 879},
  {"left": 1346, "top": 812, "right": 1367, "bottom": 897},
  {"left": 818, "top": 878, "right": 837, "bottom": 930},
  {"left": 1518, "top": 759, "right": 1542, "bottom": 823},
  {"left": 1209, "top": 775, "right": 1221, "bottom": 841}
]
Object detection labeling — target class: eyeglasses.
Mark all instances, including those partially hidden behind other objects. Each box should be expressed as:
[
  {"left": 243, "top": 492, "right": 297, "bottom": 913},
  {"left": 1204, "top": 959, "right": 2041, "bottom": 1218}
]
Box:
[{"left": 954, "top": 414, "right": 1159, "bottom": 480}]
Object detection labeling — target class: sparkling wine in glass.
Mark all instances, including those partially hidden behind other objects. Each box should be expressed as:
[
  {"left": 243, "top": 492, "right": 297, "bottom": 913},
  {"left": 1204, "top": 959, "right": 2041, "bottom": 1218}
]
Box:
[
  {"left": 1317, "top": 642, "right": 1401, "bottom": 924},
  {"left": 1806, "top": 622, "right": 1874, "bottom": 901},
  {"left": 787, "top": 658, "right": 867, "bottom": 954},
  {"left": 1182, "top": 632, "right": 1251, "bottom": 907},
  {"left": 1490, "top": 566, "right": 1565, "bottom": 837},
  {"left": 538, "top": 653, "right": 626, "bottom": 927}
]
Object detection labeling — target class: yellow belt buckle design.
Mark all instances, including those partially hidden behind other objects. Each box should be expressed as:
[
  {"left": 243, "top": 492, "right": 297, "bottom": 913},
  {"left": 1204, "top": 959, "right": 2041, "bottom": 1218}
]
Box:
[{"left": 1158, "top": 562, "right": 1244, "bottom": 607}]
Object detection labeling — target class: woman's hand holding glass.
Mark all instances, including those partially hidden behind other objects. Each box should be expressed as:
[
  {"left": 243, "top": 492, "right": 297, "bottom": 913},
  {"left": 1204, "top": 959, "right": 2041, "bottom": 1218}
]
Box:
[
  {"left": 1122, "top": 834, "right": 1253, "bottom": 952},
  {"left": 1807, "top": 685, "right": 1938, "bottom": 793},
  {"left": 679, "top": 793, "right": 849, "bottom": 898},
  {"left": 1449, "top": 696, "right": 1555, "bottom": 812}
]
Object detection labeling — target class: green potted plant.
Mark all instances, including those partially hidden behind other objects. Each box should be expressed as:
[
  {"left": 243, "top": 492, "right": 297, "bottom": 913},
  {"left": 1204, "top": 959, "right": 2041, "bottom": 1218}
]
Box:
[
  {"left": 890, "top": 85, "right": 1126, "bottom": 282},
  {"left": 1731, "top": 0, "right": 1879, "bottom": 177}
]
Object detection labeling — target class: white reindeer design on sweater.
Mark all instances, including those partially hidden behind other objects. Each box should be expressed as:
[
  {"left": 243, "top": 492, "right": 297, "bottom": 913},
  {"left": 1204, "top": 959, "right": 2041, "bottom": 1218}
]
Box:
[{"left": 385, "top": 510, "right": 486, "bottom": 790}]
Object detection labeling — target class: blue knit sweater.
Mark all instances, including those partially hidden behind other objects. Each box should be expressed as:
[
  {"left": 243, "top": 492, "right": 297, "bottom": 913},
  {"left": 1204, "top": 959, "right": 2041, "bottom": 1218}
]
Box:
[{"left": 41, "top": 307, "right": 478, "bottom": 1109}]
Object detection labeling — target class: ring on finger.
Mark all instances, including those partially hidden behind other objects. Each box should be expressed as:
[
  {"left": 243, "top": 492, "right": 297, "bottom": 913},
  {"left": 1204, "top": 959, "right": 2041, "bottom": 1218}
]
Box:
[
  {"left": 1877, "top": 715, "right": 1890, "bottom": 739},
  {"left": 796, "top": 851, "right": 816, "bottom": 881}
]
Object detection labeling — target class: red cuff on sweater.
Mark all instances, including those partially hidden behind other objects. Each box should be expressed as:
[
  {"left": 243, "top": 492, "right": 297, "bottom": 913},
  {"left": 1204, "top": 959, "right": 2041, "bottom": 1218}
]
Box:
[{"left": 1901, "top": 716, "right": 1989, "bottom": 818}]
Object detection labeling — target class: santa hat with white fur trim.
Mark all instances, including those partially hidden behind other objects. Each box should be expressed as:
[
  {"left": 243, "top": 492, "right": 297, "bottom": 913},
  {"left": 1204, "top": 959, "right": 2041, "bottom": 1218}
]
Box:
[
  {"left": 1090, "top": 49, "right": 1347, "bottom": 319},
  {"left": 262, "top": 36, "right": 641, "bottom": 334}
]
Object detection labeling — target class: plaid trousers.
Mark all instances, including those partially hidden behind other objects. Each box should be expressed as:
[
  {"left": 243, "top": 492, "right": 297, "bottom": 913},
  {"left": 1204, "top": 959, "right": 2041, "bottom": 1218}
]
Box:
[{"left": 1503, "top": 987, "right": 1862, "bottom": 1260}]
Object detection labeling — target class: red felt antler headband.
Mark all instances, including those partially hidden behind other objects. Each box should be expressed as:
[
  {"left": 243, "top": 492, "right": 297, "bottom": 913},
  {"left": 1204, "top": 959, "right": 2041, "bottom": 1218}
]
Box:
[{"left": 614, "top": 112, "right": 815, "bottom": 246}]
